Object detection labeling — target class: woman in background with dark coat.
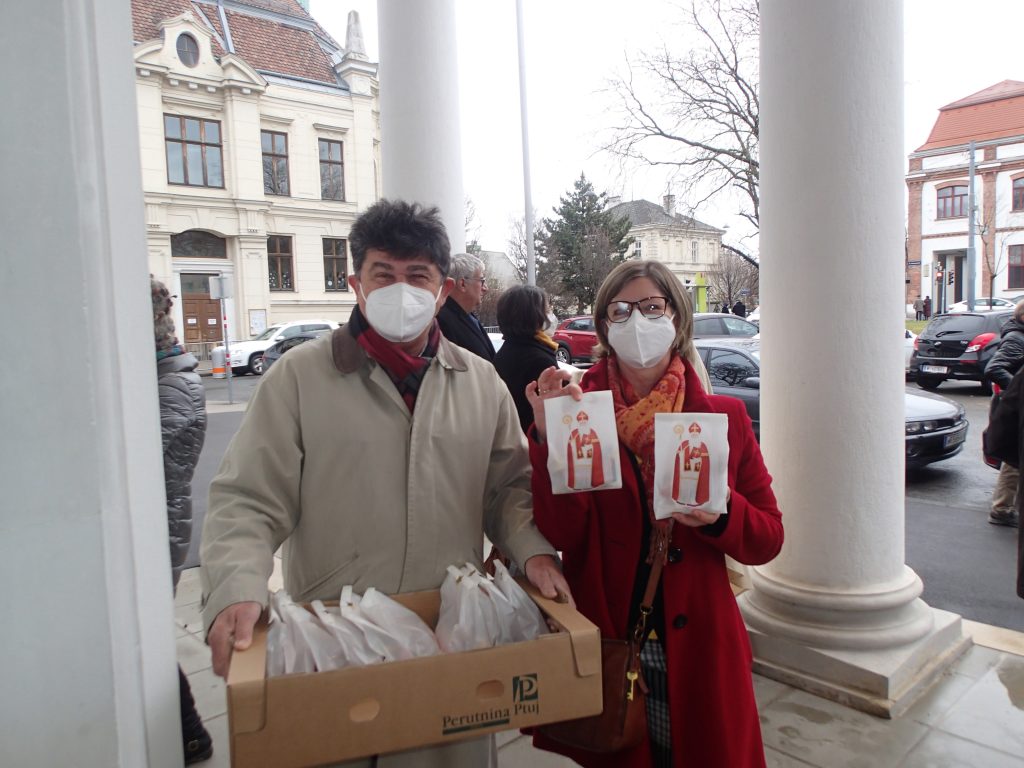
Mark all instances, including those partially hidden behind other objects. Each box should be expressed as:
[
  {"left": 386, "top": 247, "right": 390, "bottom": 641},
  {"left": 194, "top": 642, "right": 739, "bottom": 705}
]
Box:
[
  {"left": 152, "top": 278, "right": 212, "bottom": 764},
  {"left": 494, "top": 285, "right": 559, "bottom": 433}
]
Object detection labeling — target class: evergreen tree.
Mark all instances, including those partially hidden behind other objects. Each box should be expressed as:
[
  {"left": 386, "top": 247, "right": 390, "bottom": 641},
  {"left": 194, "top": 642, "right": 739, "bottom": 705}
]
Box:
[{"left": 538, "top": 173, "right": 633, "bottom": 314}]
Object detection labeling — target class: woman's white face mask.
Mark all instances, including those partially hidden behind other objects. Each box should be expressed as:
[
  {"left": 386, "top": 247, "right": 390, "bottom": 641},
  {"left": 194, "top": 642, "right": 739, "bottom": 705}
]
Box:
[
  {"left": 606, "top": 312, "right": 677, "bottom": 369},
  {"left": 360, "top": 281, "right": 442, "bottom": 343}
]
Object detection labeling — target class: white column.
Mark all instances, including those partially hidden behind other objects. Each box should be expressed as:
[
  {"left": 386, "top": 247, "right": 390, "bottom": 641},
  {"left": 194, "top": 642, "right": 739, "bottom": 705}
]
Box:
[
  {"left": 0, "top": 1, "right": 180, "bottom": 765},
  {"left": 740, "top": 0, "right": 967, "bottom": 716},
  {"left": 377, "top": 0, "right": 465, "bottom": 252}
]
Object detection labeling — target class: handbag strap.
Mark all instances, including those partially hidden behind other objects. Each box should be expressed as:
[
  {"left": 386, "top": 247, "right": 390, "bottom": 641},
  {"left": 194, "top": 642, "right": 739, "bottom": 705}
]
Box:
[{"left": 631, "top": 521, "right": 671, "bottom": 647}]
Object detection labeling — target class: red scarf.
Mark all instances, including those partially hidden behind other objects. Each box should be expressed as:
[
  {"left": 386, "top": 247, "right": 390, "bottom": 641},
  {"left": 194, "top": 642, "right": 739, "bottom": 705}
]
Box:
[
  {"left": 349, "top": 307, "right": 440, "bottom": 412},
  {"left": 607, "top": 353, "right": 687, "bottom": 561}
]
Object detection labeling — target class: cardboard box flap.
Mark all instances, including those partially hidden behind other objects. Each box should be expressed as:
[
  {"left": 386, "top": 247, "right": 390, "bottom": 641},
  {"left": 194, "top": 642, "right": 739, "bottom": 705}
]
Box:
[
  {"left": 227, "top": 621, "right": 268, "bottom": 734},
  {"left": 520, "top": 581, "right": 601, "bottom": 678}
]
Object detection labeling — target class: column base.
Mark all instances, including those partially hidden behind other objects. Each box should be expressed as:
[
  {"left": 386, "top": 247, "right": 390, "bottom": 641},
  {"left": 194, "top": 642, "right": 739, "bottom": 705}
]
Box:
[{"left": 744, "top": 605, "right": 971, "bottom": 718}]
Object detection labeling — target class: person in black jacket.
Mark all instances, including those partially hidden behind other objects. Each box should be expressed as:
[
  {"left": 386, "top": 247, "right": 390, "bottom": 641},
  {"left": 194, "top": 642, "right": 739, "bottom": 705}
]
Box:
[
  {"left": 436, "top": 252, "right": 496, "bottom": 362},
  {"left": 494, "top": 285, "right": 559, "bottom": 433},
  {"left": 985, "top": 301, "right": 1024, "bottom": 528},
  {"left": 152, "top": 278, "right": 212, "bottom": 764},
  {"left": 732, "top": 299, "right": 747, "bottom": 318}
]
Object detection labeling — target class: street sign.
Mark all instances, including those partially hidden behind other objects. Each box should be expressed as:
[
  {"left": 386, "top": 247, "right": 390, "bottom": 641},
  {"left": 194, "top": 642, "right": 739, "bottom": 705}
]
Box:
[
  {"left": 907, "top": 260, "right": 921, "bottom": 266},
  {"left": 739, "top": 289, "right": 751, "bottom": 296},
  {"left": 209, "top": 275, "right": 232, "bottom": 299}
]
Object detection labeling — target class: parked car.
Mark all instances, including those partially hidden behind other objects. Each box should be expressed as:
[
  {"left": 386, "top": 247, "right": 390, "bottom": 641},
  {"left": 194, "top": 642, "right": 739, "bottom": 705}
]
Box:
[
  {"left": 747, "top": 306, "right": 761, "bottom": 326},
  {"left": 552, "top": 315, "right": 597, "bottom": 364},
  {"left": 692, "top": 313, "right": 759, "bottom": 338},
  {"left": 694, "top": 338, "right": 968, "bottom": 468},
  {"left": 946, "top": 297, "right": 1016, "bottom": 313},
  {"left": 908, "top": 310, "right": 1012, "bottom": 392},
  {"left": 214, "top": 319, "right": 340, "bottom": 375},
  {"left": 260, "top": 329, "right": 333, "bottom": 373},
  {"left": 904, "top": 328, "right": 917, "bottom": 374}
]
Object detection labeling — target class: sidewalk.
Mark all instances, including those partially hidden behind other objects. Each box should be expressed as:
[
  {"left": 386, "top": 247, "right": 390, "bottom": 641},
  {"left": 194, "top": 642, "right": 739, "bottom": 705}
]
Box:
[{"left": 175, "top": 568, "right": 1024, "bottom": 767}]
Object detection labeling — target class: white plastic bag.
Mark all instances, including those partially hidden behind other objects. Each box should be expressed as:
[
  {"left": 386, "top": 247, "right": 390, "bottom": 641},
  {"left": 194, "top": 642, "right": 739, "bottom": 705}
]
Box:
[
  {"left": 338, "top": 586, "right": 413, "bottom": 663},
  {"left": 491, "top": 560, "right": 548, "bottom": 643},
  {"left": 311, "top": 599, "right": 385, "bottom": 667},
  {"left": 265, "top": 597, "right": 286, "bottom": 678},
  {"left": 653, "top": 412, "right": 730, "bottom": 520},
  {"left": 436, "top": 565, "right": 496, "bottom": 652},
  {"left": 359, "top": 587, "right": 440, "bottom": 658},
  {"left": 275, "top": 590, "right": 348, "bottom": 673}
]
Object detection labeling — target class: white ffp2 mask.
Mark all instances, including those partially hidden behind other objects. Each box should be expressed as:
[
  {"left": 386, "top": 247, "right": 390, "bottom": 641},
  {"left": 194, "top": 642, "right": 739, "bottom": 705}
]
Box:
[
  {"left": 606, "top": 312, "right": 676, "bottom": 368},
  {"left": 361, "top": 282, "right": 441, "bottom": 343}
]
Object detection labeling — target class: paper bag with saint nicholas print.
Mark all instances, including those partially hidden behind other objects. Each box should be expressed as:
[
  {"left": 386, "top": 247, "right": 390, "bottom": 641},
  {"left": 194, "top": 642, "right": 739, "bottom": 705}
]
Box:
[
  {"left": 544, "top": 390, "right": 622, "bottom": 494},
  {"left": 652, "top": 412, "right": 729, "bottom": 520}
]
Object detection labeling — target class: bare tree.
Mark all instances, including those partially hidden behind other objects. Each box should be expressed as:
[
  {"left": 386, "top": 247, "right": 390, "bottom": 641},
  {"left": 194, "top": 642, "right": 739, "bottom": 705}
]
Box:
[
  {"left": 707, "top": 246, "right": 759, "bottom": 308},
  {"left": 505, "top": 216, "right": 534, "bottom": 284},
  {"left": 465, "top": 196, "right": 481, "bottom": 254},
  {"left": 606, "top": 0, "right": 760, "bottom": 229}
]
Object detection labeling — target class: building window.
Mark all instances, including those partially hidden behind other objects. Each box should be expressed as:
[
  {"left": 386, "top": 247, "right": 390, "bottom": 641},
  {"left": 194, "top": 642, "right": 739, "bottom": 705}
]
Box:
[
  {"left": 171, "top": 230, "right": 226, "bottom": 258},
  {"left": 261, "top": 130, "right": 290, "bottom": 196},
  {"left": 268, "top": 235, "right": 294, "bottom": 291},
  {"left": 1013, "top": 178, "right": 1024, "bottom": 211},
  {"left": 936, "top": 184, "right": 967, "bottom": 219},
  {"left": 691, "top": 240, "right": 698, "bottom": 263},
  {"left": 633, "top": 239, "right": 642, "bottom": 259},
  {"left": 319, "top": 139, "right": 345, "bottom": 200},
  {"left": 1010, "top": 245, "right": 1024, "bottom": 290},
  {"left": 176, "top": 33, "right": 199, "bottom": 67},
  {"left": 164, "top": 114, "right": 223, "bottom": 188},
  {"left": 323, "top": 238, "right": 349, "bottom": 291}
]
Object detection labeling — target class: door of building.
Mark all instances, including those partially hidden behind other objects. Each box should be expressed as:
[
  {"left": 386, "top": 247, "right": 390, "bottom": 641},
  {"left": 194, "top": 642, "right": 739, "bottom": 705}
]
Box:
[{"left": 180, "top": 273, "right": 222, "bottom": 343}]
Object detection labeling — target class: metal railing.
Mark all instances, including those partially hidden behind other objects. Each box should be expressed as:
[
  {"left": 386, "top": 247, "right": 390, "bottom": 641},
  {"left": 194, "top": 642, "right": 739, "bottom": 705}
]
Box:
[{"left": 185, "top": 341, "right": 220, "bottom": 373}]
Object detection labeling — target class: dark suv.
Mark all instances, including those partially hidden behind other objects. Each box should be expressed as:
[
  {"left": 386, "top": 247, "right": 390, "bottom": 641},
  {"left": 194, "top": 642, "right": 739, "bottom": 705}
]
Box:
[{"left": 910, "top": 310, "right": 1013, "bottom": 392}]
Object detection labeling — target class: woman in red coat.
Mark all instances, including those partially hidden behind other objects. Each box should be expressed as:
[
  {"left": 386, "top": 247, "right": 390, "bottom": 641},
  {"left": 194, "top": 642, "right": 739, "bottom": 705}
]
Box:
[{"left": 525, "top": 260, "right": 783, "bottom": 768}]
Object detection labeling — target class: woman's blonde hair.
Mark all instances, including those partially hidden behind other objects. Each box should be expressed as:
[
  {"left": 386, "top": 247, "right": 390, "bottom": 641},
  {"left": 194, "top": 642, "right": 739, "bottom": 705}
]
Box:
[{"left": 591, "top": 260, "right": 711, "bottom": 390}]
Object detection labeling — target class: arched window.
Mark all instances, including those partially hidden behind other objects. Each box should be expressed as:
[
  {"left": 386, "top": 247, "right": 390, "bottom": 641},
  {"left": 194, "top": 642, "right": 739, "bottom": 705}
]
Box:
[
  {"left": 171, "top": 230, "right": 227, "bottom": 258},
  {"left": 936, "top": 185, "right": 967, "bottom": 219},
  {"left": 1013, "top": 177, "right": 1024, "bottom": 212}
]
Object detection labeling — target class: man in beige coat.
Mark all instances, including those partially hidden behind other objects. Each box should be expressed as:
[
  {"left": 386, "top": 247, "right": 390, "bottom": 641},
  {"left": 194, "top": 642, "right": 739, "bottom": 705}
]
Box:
[{"left": 201, "top": 199, "right": 569, "bottom": 767}]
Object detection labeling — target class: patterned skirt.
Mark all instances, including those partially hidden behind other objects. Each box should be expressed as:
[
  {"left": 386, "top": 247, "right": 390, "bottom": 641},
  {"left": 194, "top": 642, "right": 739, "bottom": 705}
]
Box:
[{"left": 640, "top": 638, "right": 673, "bottom": 768}]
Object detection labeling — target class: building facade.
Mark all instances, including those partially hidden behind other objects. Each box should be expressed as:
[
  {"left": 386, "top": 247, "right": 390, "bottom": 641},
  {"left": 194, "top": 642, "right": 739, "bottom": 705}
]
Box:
[
  {"left": 132, "top": 0, "right": 379, "bottom": 347},
  {"left": 906, "top": 80, "right": 1024, "bottom": 313},
  {"left": 607, "top": 196, "right": 724, "bottom": 310}
]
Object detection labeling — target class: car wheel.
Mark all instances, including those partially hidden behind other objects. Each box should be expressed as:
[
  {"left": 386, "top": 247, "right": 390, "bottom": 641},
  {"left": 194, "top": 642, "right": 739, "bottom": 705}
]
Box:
[
  {"left": 555, "top": 345, "right": 572, "bottom": 365},
  {"left": 916, "top": 377, "right": 944, "bottom": 391},
  {"left": 250, "top": 353, "right": 265, "bottom": 376}
]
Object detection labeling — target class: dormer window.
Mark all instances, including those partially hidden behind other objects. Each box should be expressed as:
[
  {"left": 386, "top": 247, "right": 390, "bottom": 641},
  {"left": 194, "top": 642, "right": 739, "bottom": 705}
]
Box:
[{"left": 176, "top": 33, "right": 199, "bottom": 68}]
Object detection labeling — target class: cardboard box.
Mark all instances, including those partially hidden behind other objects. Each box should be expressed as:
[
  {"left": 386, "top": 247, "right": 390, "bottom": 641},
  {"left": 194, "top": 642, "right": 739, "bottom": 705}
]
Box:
[{"left": 226, "top": 582, "right": 603, "bottom": 767}]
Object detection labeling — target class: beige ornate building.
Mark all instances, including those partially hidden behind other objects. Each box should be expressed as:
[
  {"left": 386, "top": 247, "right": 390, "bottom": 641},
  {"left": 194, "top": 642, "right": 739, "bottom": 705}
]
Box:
[
  {"left": 607, "top": 196, "right": 724, "bottom": 302},
  {"left": 906, "top": 80, "right": 1024, "bottom": 312},
  {"left": 132, "top": 0, "right": 378, "bottom": 346}
]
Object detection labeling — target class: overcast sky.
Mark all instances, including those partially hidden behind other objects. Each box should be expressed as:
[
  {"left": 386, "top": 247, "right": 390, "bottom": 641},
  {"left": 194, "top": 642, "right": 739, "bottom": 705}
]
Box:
[{"left": 311, "top": 0, "right": 1022, "bottom": 255}]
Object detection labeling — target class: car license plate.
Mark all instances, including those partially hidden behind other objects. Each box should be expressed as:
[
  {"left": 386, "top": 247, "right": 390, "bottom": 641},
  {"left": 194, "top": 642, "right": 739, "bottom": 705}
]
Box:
[
  {"left": 921, "top": 365, "right": 948, "bottom": 374},
  {"left": 944, "top": 429, "right": 966, "bottom": 448}
]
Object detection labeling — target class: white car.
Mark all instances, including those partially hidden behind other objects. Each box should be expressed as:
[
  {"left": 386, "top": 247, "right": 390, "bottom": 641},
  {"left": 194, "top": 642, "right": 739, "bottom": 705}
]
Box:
[
  {"left": 215, "top": 319, "right": 339, "bottom": 375},
  {"left": 904, "top": 328, "right": 916, "bottom": 373},
  {"left": 946, "top": 297, "right": 1016, "bottom": 313}
]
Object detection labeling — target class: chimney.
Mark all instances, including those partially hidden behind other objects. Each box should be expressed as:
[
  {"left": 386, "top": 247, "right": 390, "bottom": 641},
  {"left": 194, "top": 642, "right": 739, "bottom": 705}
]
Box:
[{"left": 663, "top": 194, "right": 676, "bottom": 217}]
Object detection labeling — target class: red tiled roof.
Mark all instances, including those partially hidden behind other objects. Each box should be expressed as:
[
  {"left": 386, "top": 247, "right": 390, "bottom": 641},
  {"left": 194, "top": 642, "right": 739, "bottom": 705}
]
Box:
[
  {"left": 224, "top": 9, "right": 337, "bottom": 83},
  {"left": 917, "top": 80, "right": 1024, "bottom": 152},
  {"left": 132, "top": 0, "right": 340, "bottom": 85}
]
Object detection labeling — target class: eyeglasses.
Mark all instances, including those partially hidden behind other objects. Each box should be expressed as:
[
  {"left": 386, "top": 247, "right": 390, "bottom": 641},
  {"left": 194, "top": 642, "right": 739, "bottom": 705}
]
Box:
[
  {"left": 606, "top": 296, "right": 670, "bottom": 323},
  {"left": 462, "top": 276, "right": 486, "bottom": 285}
]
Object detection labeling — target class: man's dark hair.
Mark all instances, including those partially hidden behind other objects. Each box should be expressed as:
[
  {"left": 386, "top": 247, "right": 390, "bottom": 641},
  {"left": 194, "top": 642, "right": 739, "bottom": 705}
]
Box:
[
  {"left": 349, "top": 199, "right": 451, "bottom": 277},
  {"left": 496, "top": 284, "right": 548, "bottom": 339}
]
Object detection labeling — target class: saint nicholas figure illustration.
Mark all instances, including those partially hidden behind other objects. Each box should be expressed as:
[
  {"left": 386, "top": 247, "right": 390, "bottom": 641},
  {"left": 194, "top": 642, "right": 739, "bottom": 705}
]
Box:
[
  {"left": 672, "top": 421, "right": 711, "bottom": 506},
  {"left": 566, "top": 410, "right": 604, "bottom": 489}
]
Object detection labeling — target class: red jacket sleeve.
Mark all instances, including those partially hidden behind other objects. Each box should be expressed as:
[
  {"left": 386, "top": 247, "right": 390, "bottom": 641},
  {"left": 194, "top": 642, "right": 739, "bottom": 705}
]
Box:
[
  {"left": 698, "top": 398, "right": 784, "bottom": 565},
  {"left": 527, "top": 425, "right": 594, "bottom": 551}
]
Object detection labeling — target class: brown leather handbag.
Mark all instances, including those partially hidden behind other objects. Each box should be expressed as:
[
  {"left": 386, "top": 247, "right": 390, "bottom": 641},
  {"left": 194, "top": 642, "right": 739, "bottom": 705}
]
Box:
[{"left": 537, "top": 545, "right": 666, "bottom": 753}]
